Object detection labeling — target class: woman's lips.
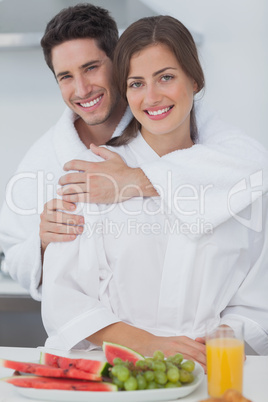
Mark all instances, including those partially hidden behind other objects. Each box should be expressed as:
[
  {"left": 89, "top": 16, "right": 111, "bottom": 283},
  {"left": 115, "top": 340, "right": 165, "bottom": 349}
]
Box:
[{"left": 144, "top": 105, "right": 174, "bottom": 120}]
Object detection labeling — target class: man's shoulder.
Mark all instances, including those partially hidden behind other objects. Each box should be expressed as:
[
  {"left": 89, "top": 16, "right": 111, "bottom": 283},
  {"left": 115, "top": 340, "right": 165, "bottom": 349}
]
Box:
[{"left": 16, "top": 109, "right": 76, "bottom": 172}]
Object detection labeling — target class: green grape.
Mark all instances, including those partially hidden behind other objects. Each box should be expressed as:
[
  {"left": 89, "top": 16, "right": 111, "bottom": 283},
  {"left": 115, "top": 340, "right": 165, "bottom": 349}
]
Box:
[
  {"left": 135, "top": 360, "right": 147, "bottom": 370},
  {"left": 146, "top": 381, "right": 158, "bottom": 389},
  {"left": 117, "top": 365, "right": 130, "bottom": 382},
  {"left": 113, "top": 357, "right": 123, "bottom": 365},
  {"left": 152, "top": 361, "right": 166, "bottom": 372},
  {"left": 144, "top": 370, "right": 154, "bottom": 382},
  {"left": 136, "top": 374, "right": 147, "bottom": 390},
  {"left": 172, "top": 353, "right": 184, "bottom": 365},
  {"left": 165, "top": 381, "right": 178, "bottom": 388},
  {"left": 166, "top": 361, "right": 177, "bottom": 370},
  {"left": 144, "top": 358, "right": 154, "bottom": 368},
  {"left": 179, "top": 369, "right": 194, "bottom": 383},
  {"left": 167, "top": 367, "right": 180, "bottom": 383},
  {"left": 112, "top": 376, "right": 124, "bottom": 388},
  {"left": 153, "top": 350, "right": 165, "bottom": 361},
  {"left": 124, "top": 376, "right": 138, "bottom": 391},
  {"left": 181, "top": 360, "right": 195, "bottom": 372},
  {"left": 154, "top": 370, "right": 168, "bottom": 385},
  {"left": 111, "top": 365, "right": 121, "bottom": 377}
]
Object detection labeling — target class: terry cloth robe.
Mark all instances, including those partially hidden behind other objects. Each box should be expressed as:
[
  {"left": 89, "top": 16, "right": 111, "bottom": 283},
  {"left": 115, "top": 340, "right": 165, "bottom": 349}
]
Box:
[
  {"left": 0, "top": 101, "right": 268, "bottom": 300},
  {"left": 42, "top": 132, "right": 268, "bottom": 355},
  {"left": 0, "top": 107, "right": 132, "bottom": 300}
]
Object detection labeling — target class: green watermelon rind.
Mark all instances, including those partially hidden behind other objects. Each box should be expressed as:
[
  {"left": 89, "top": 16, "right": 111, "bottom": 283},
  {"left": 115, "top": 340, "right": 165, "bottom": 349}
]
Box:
[
  {"left": 103, "top": 341, "right": 145, "bottom": 365},
  {"left": 1, "top": 375, "right": 118, "bottom": 391},
  {"left": 39, "top": 352, "right": 110, "bottom": 377}
]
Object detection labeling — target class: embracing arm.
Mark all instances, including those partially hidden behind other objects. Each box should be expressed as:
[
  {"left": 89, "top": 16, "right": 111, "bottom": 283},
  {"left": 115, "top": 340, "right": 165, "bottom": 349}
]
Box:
[{"left": 58, "top": 123, "right": 268, "bottom": 226}]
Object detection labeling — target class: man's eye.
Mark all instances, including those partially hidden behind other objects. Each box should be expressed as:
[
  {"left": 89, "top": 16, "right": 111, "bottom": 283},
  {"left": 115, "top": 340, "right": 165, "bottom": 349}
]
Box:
[
  {"left": 59, "top": 75, "right": 71, "bottom": 81},
  {"left": 87, "top": 65, "right": 97, "bottom": 71}
]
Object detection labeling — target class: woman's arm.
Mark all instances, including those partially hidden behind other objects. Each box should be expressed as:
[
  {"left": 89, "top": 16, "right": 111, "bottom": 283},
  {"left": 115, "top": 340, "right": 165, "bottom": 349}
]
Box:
[{"left": 88, "top": 321, "right": 206, "bottom": 369}]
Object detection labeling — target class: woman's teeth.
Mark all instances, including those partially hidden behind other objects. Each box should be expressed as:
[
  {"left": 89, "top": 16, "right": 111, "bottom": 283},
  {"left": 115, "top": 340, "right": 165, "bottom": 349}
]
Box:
[
  {"left": 80, "top": 96, "right": 102, "bottom": 108},
  {"left": 147, "top": 106, "right": 172, "bottom": 116}
]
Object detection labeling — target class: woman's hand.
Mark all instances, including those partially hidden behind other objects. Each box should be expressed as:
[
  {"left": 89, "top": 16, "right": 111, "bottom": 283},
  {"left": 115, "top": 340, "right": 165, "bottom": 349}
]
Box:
[{"left": 150, "top": 335, "right": 207, "bottom": 372}]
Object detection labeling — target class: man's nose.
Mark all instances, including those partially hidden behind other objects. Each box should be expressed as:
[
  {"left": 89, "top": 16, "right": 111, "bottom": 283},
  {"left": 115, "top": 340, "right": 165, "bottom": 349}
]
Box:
[{"left": 74, "top": 76, "right": 92, "bottom": 98}]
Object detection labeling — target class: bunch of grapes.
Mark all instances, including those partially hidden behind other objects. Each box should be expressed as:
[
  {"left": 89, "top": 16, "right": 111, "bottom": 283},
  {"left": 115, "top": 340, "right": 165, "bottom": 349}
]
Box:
[{"left": 109, "top": 350, "right": 195, "bottom": 391}]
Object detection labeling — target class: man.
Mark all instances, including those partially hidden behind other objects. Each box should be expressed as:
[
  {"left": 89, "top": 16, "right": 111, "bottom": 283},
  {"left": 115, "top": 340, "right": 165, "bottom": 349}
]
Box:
[{"left": 0, "top": 3, "right": 267, "bottom": 304}]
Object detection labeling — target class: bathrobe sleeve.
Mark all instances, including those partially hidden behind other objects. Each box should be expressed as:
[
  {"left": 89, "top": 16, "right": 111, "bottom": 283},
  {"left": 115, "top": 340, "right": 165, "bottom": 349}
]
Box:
[
  {"left": 0, "top": 130, "right": 60, "bottom": 301},
  {"left": 41, "top": 203, "right": 120, "bottom": 351},
  {"left": 140, "top": 110, "right": 268, "bottom": 229},
  {"left": 220, "top": 194, "right": 268, "bottom": 355}
]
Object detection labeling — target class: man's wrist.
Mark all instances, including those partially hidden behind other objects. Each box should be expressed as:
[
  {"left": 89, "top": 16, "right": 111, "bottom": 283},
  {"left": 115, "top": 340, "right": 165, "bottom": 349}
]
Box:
[{"left": 123, "top": 168, "right": 158, "bottom": 198}]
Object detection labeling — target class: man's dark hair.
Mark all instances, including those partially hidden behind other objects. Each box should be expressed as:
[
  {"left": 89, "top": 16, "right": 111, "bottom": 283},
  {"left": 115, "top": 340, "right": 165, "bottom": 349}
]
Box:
[{"left": 41, "top": 3, "right": 119, "bottom": 72}]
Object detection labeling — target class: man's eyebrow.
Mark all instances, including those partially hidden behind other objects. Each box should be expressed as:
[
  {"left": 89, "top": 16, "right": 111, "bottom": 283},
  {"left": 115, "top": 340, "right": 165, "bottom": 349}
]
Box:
[
  {"left": 127, "top": 67, "right": 177, "bottom": 80},
  {"left": 56, "top": 60, "right": 102, "bottom": 79}
]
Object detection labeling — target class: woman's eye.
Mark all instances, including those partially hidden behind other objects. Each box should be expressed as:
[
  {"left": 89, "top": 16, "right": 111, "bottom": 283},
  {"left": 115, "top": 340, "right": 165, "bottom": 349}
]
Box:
[
  {"left": 130, "top": 82, "right": 142, "bottom": 88},
  {"left": 161, "top": 75, "right": 173, "bottom": 82}
]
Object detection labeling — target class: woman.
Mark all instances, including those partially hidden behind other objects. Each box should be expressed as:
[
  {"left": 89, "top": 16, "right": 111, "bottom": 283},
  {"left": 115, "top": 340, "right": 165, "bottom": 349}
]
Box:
[{"left": 42, "top": 16, "right": 268, "bottom": 367}]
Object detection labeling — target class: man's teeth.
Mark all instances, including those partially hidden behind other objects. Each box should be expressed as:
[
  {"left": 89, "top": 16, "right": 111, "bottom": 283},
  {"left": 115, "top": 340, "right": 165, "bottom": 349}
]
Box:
[
  {"left": 147, "top": 106, "right": 172, "bottom": 116},
  {"left": 80, "top": 96, "right": 102, "bottom": 108}
]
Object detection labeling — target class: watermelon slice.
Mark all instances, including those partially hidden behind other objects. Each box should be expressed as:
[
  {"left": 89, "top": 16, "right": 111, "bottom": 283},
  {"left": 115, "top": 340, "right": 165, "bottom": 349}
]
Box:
[
  {"left": 2, "top": 375, "right": 117, "bottom": 391},
  {"left": 103, "top": 342, "right": 144, "bottom": 365},
  {"left": 0, "top": 358, "right": 101, "bottom": 381},
  {"left": 40, "top": 352, "right": 110, "bottom": 377}
]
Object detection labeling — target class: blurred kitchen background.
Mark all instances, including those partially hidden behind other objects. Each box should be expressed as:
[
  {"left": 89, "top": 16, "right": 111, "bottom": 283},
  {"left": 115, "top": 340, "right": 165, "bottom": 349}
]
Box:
[{"left": 0, "top": 0, "right": 267, "bottom": 347}]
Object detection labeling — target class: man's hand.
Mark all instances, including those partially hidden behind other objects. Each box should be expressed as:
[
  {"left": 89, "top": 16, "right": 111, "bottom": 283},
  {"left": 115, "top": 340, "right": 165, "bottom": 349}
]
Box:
[
  {"left": 40, "top": 198, "right": 84, "bottom": 257},
  {"left": 57, "top": 144, "right": 157, "bottom": 204}
]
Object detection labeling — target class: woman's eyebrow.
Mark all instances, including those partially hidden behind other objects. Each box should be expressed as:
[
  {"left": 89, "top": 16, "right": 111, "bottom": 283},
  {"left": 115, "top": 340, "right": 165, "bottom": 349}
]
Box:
[{"left": 127, "top": 67, "right": 177, "bottom": 80}]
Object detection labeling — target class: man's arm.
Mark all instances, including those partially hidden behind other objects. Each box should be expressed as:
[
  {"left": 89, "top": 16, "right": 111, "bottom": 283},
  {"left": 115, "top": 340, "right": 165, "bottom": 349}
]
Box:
[
  {"left": 57, "top": 144, "right": 157, "bottom": 204},
  {"left": 59, "top": 129, "right": 268, "bottom": 230}
]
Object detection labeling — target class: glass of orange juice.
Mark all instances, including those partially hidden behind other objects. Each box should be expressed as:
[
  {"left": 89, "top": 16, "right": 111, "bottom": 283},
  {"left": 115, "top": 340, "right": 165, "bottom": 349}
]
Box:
[{"left": 206, "top": 322, "right": 244, "bottom": 398}]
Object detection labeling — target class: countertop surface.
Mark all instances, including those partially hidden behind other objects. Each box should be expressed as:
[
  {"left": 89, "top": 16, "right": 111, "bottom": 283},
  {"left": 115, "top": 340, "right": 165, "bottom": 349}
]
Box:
[
  {"left": 0, "top": 347, "right": 267, "bottom": 402},
  {"left": 0, "top": 272, "right": 29, "bottom": 296}
]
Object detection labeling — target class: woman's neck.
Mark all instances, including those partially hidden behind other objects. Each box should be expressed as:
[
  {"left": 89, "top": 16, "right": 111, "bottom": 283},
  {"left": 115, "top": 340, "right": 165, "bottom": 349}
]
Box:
[{"left": 140, "top": 128, "right": 194, "bottom": 157}]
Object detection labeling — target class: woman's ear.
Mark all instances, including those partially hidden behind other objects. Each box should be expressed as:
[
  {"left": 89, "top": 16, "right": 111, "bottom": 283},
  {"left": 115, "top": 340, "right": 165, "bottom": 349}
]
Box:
[{"left": 193, "top": 80, "right": 199, "bottom": 94}]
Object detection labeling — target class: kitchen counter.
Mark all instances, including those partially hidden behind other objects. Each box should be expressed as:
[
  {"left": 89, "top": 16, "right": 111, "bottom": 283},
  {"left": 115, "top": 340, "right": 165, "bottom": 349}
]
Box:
[
  {"left": 0, "top": 272, "right": 29, "bottom": 297},
  {"left": 0, "top": 273, "right": 47, "bottom": 347},
  {"left": 0, "top": 347, "right": 267, "bottom": 402}
]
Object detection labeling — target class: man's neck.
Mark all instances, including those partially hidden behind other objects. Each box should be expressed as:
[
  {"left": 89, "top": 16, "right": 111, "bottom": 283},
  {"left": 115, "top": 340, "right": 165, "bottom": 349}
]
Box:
[{"left": 75, "top": 100, "right": 127, "bottom": 148}]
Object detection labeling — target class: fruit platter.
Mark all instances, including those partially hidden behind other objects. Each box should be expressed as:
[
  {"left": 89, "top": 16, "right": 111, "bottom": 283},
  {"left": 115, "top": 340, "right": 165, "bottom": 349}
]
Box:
[{"left": 0, "top": 342, "right": 204, "bottom": 402}]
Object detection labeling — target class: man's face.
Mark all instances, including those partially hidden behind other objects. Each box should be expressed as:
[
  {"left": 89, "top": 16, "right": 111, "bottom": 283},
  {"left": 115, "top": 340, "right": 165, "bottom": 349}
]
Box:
[{"left": 52, "top": 38, "right": 120, "bottom": 126}]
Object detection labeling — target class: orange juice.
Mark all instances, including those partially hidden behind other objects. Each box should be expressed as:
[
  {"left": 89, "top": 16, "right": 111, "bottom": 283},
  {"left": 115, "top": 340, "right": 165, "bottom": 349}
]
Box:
[{"left": 206, "top": 337, "right": 244, "bottom": 397}]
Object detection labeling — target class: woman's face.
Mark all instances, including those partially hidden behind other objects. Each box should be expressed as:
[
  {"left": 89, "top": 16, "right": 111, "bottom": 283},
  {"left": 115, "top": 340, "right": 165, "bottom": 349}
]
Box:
[{"left": 126, "top": 43, "right": 198, "bottom": 155}]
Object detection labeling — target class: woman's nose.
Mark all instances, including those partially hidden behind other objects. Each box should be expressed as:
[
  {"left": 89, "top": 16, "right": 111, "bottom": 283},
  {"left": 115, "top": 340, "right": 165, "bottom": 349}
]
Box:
[{"left": 144, "top": 84, "right": 162, "bottom": 106}]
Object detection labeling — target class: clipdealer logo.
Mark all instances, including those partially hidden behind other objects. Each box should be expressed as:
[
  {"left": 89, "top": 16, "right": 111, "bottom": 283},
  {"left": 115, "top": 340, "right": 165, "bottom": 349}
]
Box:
[{"left": 227, "top": 170, "right": 263, "bottom": 232}]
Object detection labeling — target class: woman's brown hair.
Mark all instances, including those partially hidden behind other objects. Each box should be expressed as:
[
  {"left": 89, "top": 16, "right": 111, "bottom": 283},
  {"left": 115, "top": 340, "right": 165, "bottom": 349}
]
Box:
[{"left": 107, "top": 15, "right": 205, "bottom": 147}]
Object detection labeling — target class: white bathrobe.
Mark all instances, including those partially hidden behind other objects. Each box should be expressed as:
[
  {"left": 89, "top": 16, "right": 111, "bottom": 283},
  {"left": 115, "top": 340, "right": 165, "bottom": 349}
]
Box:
[
  {"left": 42, "top": 132, "right": 268, "bottom": 355},
  {"left": 0, "top": 102, "right": 268, "bottom": 300}
]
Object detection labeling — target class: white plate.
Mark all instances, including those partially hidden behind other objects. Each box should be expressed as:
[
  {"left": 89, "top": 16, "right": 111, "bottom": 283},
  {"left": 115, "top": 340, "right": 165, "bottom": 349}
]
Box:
[{"left": 12, "top": 363, "right": 204, "bottom": 402}]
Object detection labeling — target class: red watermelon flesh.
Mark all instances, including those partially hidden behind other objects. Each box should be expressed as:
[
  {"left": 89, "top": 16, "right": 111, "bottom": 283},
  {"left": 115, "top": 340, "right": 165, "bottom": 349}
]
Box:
[
  {"left": 103, "top": 341, "right": 144, "bottom": 365},
  {"left": 40, "top": 352, "right": 110, "bottom": 376},
  {"left": 0, "top": 358, "right": 101, "bottom": 381},
  {"left": 2, "top": 375, "right": 118, "bottom": 391}
]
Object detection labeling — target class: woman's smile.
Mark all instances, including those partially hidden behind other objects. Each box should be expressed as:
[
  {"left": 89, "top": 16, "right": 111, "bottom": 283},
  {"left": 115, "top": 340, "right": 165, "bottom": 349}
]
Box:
[{"left": 126, "top": 43, "right": 197, "bottom": 155}]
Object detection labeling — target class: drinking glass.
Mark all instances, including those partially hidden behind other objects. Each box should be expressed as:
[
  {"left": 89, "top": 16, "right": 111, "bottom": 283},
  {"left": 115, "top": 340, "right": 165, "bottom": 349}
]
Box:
[{"left": 206, "top": 322, "right": 244, "bottom": 398}]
